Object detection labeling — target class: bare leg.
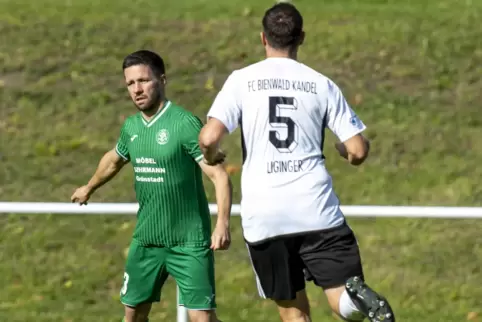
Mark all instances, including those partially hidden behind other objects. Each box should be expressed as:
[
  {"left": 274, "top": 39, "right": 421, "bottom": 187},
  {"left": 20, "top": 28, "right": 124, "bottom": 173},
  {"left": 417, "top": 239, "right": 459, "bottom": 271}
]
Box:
[
  {"left": 123, "top": 302, "right": 152, "bottom": 322},
  {"left": 275, "top": 290, "right": 311, "bottom": 322},
  {"left": 188, "top": 309, "right": 222, "bottom": 322}
]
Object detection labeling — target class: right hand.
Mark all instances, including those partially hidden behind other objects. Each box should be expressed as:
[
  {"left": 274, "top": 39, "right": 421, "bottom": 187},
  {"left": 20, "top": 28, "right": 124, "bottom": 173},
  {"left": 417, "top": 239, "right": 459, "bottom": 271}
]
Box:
[
  {"left": 203, "top": 149, "right": 226, "bottom": 166},
  {"left": 334, "top": 142, "right": 348, "bottom": 159},
  {"left": 71, "top": 185, "right": 94, "bottom": 205}
]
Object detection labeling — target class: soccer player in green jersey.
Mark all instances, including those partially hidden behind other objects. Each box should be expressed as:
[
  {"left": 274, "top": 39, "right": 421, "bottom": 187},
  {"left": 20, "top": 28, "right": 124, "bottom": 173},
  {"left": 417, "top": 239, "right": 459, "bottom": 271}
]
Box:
[{"left": 71, "top": 50, "right": 232, "bottom": 322}]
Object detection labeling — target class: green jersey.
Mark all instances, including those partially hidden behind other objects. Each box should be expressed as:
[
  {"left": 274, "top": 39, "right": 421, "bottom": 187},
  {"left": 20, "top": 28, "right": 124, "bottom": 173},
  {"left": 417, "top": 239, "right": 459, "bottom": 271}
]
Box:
[{"left": 115, "top": 100, "right": 211, "bottom": 247}]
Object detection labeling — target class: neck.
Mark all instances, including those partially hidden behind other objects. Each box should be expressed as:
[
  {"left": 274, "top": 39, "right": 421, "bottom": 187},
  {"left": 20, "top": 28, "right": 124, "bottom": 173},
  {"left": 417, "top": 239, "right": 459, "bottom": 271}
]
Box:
[
  {"left": 141, "top": 98, "right": 167, "bottom": 121},
  {"left": 265, "top": 46, "right": 298, "bottom": 60}
]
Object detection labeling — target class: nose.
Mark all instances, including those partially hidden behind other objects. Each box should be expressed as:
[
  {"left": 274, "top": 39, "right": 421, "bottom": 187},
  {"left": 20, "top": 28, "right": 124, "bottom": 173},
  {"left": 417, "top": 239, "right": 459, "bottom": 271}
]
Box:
[{"left": 134, "top": 83, "right": 143, "bottom": 94}]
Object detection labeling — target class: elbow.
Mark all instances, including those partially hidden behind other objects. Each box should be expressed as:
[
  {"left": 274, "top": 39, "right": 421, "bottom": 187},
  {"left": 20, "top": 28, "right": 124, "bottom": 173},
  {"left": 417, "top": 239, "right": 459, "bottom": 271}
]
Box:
[
  {"left": 199, "top": 127, "right": 219, "bottom": 150},
  {"left": 349, "top": 140, "right": 370, "bottom": 166},
  {"left": 349, "top": 151, "right": 368, "bottom": 166}
]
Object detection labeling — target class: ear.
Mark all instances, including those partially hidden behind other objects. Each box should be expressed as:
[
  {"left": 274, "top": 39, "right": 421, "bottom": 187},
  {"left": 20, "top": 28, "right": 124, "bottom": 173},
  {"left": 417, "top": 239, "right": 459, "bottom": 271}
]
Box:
[
  {"left": 159, "top": 74, "right": 167, "bottom": 85},
  {"left": 299, "top": 31, "right": 305, "bottom": 46},
  {"left": 260, "top": 31, "right": 267, "bottom": 46}
]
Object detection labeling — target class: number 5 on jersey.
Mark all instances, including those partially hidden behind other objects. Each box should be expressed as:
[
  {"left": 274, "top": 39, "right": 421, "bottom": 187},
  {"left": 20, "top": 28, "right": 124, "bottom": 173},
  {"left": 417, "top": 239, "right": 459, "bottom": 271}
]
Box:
[{"left": 269, "top": 96, "right": 298, "bottom": 153}]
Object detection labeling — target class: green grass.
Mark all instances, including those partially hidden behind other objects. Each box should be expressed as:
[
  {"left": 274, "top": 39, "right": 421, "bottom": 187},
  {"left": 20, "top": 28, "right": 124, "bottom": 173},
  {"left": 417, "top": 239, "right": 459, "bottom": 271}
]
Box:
[{"left": 0, "top": 0, "right": 481, "bottom": 321}]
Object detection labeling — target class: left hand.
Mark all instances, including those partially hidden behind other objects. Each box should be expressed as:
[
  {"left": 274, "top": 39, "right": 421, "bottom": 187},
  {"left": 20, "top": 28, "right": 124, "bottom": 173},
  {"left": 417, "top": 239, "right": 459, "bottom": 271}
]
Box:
[{"left": 210, "top": 223, "right": 231, "bottom": 251}]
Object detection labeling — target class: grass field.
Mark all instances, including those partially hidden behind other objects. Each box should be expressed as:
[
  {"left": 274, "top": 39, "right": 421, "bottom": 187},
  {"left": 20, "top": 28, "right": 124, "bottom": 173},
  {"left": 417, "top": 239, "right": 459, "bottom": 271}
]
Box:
[{"left": 1, "top": 0, "right": 482, "bottom": 321}]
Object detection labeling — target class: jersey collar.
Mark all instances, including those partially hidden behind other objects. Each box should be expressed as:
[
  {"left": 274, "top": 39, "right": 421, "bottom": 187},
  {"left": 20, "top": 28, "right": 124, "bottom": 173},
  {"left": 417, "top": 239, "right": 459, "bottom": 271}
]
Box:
[{"left": 140, "top": 100, "right": 172, "bottom": 127}]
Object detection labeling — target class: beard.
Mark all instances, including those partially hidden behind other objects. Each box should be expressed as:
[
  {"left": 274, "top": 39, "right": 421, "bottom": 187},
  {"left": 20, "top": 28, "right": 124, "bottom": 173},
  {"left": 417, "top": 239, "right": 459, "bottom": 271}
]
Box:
[{"left": 134, "top": 90, "right": 162, "bottom": 113}]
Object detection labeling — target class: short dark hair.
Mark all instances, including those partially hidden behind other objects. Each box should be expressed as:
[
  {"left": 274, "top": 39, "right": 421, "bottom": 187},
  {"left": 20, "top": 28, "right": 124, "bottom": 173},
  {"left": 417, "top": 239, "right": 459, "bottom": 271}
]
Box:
[
  {"left": 122, "top": 50, "right": 166, "bottom": 76},
  {"left": 262, "top": 2, "right": 303, "bottom": 50}
]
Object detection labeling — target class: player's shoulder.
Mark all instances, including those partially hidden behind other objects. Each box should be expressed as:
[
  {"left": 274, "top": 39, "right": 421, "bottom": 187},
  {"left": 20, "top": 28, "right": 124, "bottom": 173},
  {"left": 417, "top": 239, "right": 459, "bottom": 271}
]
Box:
[
  {"left": 298, "top": 62, "right": 347, "bottom": 98},
  {"left": 165, "top": 101, "right": 185, "bottom": 114},
  {"left": 167, "top": 101, "right": 197, "bottom": 118},
  {"left": 120, "top": 113, "right": 139, "bottom": 130},
  {"left": 125, "top": 113, "right": 139, "bottom": 122},
  {"left": 167, "top": 101, "right": 204, "bottom": 126},
  {"left": 231, "top": 59, "right": 338, "bottom": 86},
  {"left": 230, "top": 60, "right": 267, "bottom": 79},
  {"left": 222, "top": 59, "right": 276, "bottom": 82},
  {"left": 296, "top": 62, "right": 337, "bottom": 86}
]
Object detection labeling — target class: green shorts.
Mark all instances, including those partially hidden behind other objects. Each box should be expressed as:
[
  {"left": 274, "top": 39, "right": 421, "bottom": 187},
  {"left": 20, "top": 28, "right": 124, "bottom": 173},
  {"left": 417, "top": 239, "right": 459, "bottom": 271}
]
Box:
[{"left": 120, "top": 240, "right": 216, "bottom": 310}]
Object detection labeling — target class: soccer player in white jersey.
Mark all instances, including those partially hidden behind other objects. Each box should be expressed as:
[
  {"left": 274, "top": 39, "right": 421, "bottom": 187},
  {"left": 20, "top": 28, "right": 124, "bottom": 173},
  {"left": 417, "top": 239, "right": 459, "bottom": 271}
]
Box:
[{"left": 199, "top": 2, "right": 395, "bottom": 322}]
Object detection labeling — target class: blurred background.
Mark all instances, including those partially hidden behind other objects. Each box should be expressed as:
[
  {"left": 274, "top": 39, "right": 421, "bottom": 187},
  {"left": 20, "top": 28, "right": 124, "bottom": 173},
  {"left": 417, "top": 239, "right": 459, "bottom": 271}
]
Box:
[{"left": 0, "top": 0, "right": 481, "bottom": 321}]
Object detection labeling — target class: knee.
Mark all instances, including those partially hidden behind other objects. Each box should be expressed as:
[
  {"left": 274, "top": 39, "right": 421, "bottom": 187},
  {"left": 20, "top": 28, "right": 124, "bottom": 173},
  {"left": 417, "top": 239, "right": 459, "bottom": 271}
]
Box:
[
  {"left": 278, "top": 310, "right": 310, "bottom": 322},
  {"left": 135, "top": 311, "right": 149, "bottom": 322},
  {"left": 276, "top": 300, "right": 311, "bottom": 322},
  {"left": 188, "top": 309, "right": 219, "bottom": 322},
  {"left": 124, "top": 303, "right": 151, "bottom": 322}
]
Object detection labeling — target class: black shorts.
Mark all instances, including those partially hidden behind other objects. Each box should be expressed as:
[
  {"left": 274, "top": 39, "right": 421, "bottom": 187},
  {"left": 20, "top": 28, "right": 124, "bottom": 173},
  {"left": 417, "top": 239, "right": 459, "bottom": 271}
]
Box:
[{"left": 246, "top": 221, "right": 364, "bottom": 301}]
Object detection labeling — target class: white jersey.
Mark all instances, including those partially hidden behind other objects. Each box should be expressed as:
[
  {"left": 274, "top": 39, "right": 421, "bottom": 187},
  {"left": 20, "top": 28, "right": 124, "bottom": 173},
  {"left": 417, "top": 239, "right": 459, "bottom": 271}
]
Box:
[{"left": 207, "top": 57, "right": 366, "bottom": 243}]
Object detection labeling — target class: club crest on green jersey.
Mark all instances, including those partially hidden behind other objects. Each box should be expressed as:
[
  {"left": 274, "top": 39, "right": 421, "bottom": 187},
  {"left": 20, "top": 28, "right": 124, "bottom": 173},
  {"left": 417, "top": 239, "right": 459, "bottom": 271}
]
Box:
[{"left": 156, "top": 129, "right": 169, "bottom": 145}]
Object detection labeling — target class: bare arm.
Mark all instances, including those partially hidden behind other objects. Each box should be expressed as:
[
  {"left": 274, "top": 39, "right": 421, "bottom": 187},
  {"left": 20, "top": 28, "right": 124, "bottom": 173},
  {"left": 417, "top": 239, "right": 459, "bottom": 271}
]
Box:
[
  {"left": 198, "top": 160, "right": 233, "bottom": 250},
  {"left": 199, "top": 160, "right": 233, "bottom": 227},
  {"left": 198, "top": 117, "right": 229, "bottom": 165},
  {"left": 335, "top": 134, "right": 370, "bottom": 166},
  {"left": 87, "top": 149, "right": 128, "bottom": 191},
  {"left": 71, "top": 149, "right": 128, "bottom": 205}
]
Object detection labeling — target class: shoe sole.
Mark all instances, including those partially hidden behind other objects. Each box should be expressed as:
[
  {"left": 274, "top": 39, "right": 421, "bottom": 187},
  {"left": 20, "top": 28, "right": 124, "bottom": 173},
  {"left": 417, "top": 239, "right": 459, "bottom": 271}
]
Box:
[{"left": 345, "top": 276, "right": 395, "bottom": 322}]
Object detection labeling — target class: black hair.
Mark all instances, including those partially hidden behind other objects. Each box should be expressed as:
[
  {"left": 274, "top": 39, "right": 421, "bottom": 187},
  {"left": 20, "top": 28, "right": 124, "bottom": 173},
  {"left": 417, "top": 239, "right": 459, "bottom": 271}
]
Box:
[
  {"left": 122, "top": 50, "right": 165, "bottom": 76},
  {"left": 262, "top": 2, "right": 304, "bottom": 50}
]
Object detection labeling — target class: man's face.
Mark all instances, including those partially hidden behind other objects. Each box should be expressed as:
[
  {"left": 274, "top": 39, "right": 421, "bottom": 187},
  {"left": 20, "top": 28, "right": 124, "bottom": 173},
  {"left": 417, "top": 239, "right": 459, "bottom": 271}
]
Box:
[{"left": 124, "top": 64, "right": 165, "bottom": 112}]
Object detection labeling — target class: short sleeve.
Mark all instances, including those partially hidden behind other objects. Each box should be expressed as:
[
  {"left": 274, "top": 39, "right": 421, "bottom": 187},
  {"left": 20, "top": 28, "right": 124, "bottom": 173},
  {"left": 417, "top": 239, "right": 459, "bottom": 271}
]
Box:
[
  {"left": 206, "top": 71, "right": 241, "bottom": 133},
  {"left": 326, "top": 80, "right": 366, "bottom": 142},
  {"left": 181, "top": 114, "right": 204, "bottom": 162},
  {"left": 115, "top": 123, "right": 130, "bottom": 161}
]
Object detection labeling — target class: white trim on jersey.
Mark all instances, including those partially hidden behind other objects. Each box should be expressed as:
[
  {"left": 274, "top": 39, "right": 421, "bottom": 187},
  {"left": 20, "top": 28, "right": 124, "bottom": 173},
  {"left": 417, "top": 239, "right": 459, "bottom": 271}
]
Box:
[
  {"left": 140, "top": 100, "right": 172, "bottom": 127},
  {"left": 115, "top": 142, "right": 129, "bottom": 161}
]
